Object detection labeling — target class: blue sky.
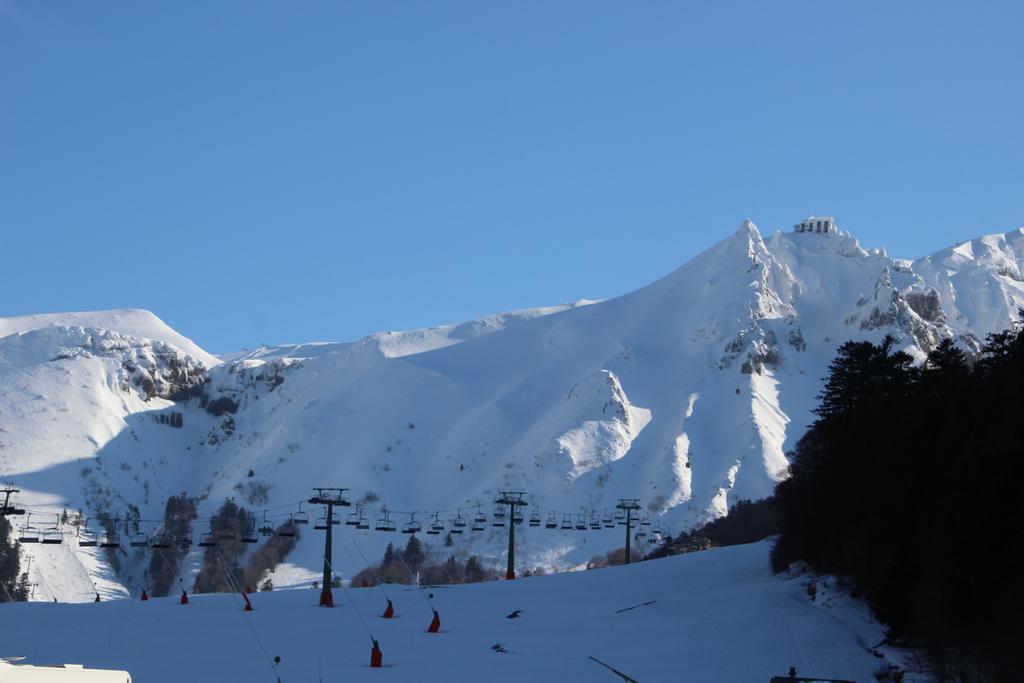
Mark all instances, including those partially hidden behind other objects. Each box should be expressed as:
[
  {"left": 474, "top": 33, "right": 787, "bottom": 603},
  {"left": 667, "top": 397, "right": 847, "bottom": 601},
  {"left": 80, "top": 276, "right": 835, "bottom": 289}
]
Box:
[{"left": 1, "top": 1, "right": 1021, "bottom": 352}]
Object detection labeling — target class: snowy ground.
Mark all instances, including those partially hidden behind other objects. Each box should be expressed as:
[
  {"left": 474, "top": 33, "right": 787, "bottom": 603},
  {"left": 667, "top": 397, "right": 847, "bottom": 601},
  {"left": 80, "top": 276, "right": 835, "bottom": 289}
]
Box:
[{"left": 0, "top": 541, "right": 904, "bottom": 682}]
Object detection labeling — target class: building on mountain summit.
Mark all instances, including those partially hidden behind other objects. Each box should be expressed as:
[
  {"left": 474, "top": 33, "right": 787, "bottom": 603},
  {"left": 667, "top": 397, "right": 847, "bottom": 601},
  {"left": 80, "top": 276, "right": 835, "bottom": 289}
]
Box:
[{"left": 794, "top": 216, "right": 836, "bottom": 234}]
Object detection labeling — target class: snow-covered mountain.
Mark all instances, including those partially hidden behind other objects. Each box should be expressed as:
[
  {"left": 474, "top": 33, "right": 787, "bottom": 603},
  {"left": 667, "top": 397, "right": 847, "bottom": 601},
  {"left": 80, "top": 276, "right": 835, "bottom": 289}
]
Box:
[{"left": 3, "top": 220, "right": 1022, "bottom": 601}]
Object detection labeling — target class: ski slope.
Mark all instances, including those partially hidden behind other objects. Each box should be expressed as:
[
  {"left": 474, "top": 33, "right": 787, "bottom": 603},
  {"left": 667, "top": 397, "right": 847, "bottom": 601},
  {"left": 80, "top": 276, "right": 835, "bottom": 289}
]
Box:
[
  {"left": 2, "top": 220, "right": 1023, "bottom": 601},
  {"left": 0, "top": 542, "right": 899, "bottom": 683}
]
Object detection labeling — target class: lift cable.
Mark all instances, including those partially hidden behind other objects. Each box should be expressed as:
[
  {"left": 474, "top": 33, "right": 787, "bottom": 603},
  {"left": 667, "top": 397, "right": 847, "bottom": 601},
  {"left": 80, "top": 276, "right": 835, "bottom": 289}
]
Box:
[{"left": 215, "top": 557, "right": 283, "bottom": 683}]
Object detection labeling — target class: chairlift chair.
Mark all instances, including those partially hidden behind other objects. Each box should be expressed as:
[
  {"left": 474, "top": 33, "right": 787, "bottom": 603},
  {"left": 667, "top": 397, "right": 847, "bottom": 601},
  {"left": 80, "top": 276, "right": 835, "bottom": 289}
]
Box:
[
  {"left": 603, "top": 511, "right": 615, "bottom": 528},
  {"left": 314, "top": 511, "right": 339, "bottom": 530},
  {"left": 545, "top": 511, "right": 558, "bottom": 529},
  {"left": 19, "top": 526, "right": 40, "bottom": 543},
  {"left": 346, "top": 510, "right": 362, "bottom": 527},
  {"left": 41, "top": 527, "right": 64, "bottom": 544},
  {"left": 528, "top": 510, "right": 541, "bottom": 527},
  {"left": 614, "top": 509, "right": 626, "bottom": 525},
  {"left": 259, "top": 511, "right": 275, "bottom": 535},
  {"left": 492, "top": 506, "right": 506, "bottom": 528},
  {"left": 640, "top": 515, "right": 652, "bottom": 527},
  {"left": 427, "top": 515, "right": 444, "bottom": 535},
  {"left": 635, "top": 528, "right": 648, "bottom": 539},
  {"left": 176, "top": 532, "right": 193, "bottom": 549},
  {"left": 277, "top": 518, "right": 297, "bottom": 538},
  {"left": 589, "top": 514, "right": 601, "bottom": 530},
  {"left": 471, "top": 511, "right": 486, "bottom": 532},
  {"left": 218, "top": 527, "right": 238, "bottom": 542},
  {"left": 356, "top": 514, "right": 369, "bottom": 530},
  {"left": 241, "top": 525, "right": 258, "bottom": 544},
  {"left": 402, "top": 514, "right": 422, "bottom": 534},
  {"left": 129, "top": 532, "right": 149, "bottom": 548},
  {"left": 375, "top": 513, "right": 396, "bottom": 532},
  {"left": 451, "top": 511, "right": 467, "bottom": 533},
  {"left": 293, "top": 503, "right": 310, "bottom": 525},
  {"left": 100, "top": 531, "right": 121, "bottom": 548},
  {"left": 574, "top": 514, "right": 587, "bottom": 531},
  {"left": 198, "top": 532, "right": 217, "bottom": 547},
  {"left": 560, "top": 513, "right": 573, "bottom": 530},
  {"left": 513, "top": 509, "right": 524, "bottom": 525},
  {"left": 150, "top": 534, "right": 172, "bottom": 550},
  {"left": 77, "top": 526, "right": 98, "bottom": 548}
]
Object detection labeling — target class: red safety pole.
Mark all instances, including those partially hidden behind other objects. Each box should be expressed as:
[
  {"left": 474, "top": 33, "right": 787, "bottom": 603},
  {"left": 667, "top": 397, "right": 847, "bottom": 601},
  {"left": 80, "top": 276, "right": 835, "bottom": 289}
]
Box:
[
  {"left": 242, "top": 591, "right": 253, "bottom": 612},
  {"left": 382, "top": 599, "right": 394, "bottom": 619},
  {"left": 140, "top": 589, "right": 148, "bottom": 602},
  {"left": 94, "top": 592, "right": 101, "bottom": 603},
  {"left": 180, "top": 589, "right": 189, "bottom": 605},
  {"left": 370, "top": 640, "right": 383, "bottom": 668},
  {"left": 427, "top": 609, "right": 441, "bottom": 633}
]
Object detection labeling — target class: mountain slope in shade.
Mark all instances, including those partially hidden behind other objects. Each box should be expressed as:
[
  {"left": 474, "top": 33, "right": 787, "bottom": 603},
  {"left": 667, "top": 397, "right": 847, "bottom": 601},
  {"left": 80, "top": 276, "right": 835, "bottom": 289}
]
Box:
[{"left": 2, "top": 220, "right": 1022, "bottom": 601}]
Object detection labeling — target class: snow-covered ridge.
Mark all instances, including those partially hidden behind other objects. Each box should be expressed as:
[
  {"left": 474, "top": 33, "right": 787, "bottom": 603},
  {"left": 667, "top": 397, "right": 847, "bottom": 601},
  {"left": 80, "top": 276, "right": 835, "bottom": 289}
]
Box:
[
  {"left": 222, "top": 300, "right": 599, "bottom": 363},
  {"left": 0, "top": 308, "right": 218, "bottom": 367},
  {"left": 3, "top": 220, "right": 1023, "bottom": 602}
]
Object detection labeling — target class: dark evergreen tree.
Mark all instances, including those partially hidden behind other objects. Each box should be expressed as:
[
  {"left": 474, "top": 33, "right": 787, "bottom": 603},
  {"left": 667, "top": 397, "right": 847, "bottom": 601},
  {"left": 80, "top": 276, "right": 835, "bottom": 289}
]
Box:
[
  {"left": 402, "top": 534, "right": 425, "bottom": 573},
  {"left": 193, "top": 498, "right": 254, "bottom": 594},
  {"left": 0, "top": 517, "right": 29, "bottom": 602},
  {"left": 772, "top": 326, "right": 1024, "bottom": 682}
]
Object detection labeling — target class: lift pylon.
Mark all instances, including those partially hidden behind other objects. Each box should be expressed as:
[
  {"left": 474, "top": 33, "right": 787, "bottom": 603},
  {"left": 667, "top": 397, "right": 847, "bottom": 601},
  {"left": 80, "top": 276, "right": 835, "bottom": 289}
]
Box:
[
  {"left": 495, "top": 491, "right": 527, "bottom": 580},
  {"left": 309, "top": 488, "right": 351, "bottom": 607}
]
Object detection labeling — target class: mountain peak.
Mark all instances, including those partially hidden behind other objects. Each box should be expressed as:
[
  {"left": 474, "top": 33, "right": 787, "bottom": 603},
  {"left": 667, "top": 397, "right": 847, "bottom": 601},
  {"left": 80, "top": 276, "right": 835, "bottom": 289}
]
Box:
[{"left": 0, "top": 308, "right": 218, "bottom": 367}]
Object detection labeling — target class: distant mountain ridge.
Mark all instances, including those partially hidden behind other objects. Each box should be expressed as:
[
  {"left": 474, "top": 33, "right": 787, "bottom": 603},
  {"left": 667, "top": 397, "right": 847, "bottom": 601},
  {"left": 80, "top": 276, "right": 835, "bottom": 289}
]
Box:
[{"left": 2, "top": 219, "right": 1022, "bottom": 600}]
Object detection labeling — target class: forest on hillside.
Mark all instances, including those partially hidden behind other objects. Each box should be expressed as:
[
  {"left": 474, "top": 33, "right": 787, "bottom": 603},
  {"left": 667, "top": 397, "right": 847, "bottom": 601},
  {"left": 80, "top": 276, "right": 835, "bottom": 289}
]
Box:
[{"left": 772, "top": 321, "right": 1024, "bottom": 682}]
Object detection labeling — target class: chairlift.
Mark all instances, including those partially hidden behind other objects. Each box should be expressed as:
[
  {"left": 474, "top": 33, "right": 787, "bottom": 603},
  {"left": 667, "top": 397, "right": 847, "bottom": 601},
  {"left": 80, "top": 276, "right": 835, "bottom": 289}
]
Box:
[
  {"left": 218, "top": 526, "right": 238, "bottom": 542},
  {"left": 241, "top": 525, "right": 258, "bottom": 544},
  {"left": 427, "top": 514, "right": 444, "bottom": 535},
  {"left": 100, "top": 530, "right": 121, "bottom": 548},
  {"left": 471, "top": 511, "right": 486, "bottom": 532},
  {"left": 19, "top": 525, "right": 40, "bottom": 544},
  {"left": 614, "top": 509, "right": 626, "bottom": 525},
  {"left": 77, "top": 525, "right": 97, "bottom": 548},
  {"left": 277, "top": 517, "right": 297, "bottom": 538},
  {"left": 560, "top": 513, "right": 573, "bottom": 530},
  {"left": 150, "top": 534, "right": 172, "bottom": 550},
  {"left": 259, "top": 511, "right": 274, "bottom": 536},
  {"left": 492, "top": 506, "right": 506, "bottom": 528},
  {"left": 314, "top": 511, "right": 339, "bottom": 530},
  {"left": 635, "top": 528, "right": 648, "bottom": 540},
  {"left": 450, "top": 511, "right": 466, "bottom": 533},
  {"left": 603, "top": 510, "right": 615, "bottom": 528},
  {"left": 545, "top": 511, "right": 558, "bottom": 529},
  {"left": 528, "top": 510, "right": 541, "bottom": 527},
  {"left": 293, "top": 503, "right": 310, "bottom": 525},
  {"left": 176, "top": 532, "right": 193, "bottom": 549},
  {"left": 589, "top": 514, "right": 601, "bottom": 530},
  {"left": 356, "top": 514, "right": 369, "bottom": 530},
  {"left": 375, "top": 512, "right": 396, "bottom": 532},
  {"left": 652, "top": 520, "right": 664, "bottom": 536},
  {"left": 41, "top": 526, "right": 64, "bottom": 544},
  {"left": 640, "top": 515, "right": 652, "bottom": 527},
  {"left": 198, "top": 532, "right": 217, "bottom": 547},
  {"left": 402, "top": 513, "right": 422, "bottom": 534},
  {"left": 346, "top": 509, "right": 363, "bottom": 527},
  {"left": 574, "top": 513, "right": 587, "bottom": 531},
  {"left": 130, "top": 532, "right": 149, "bottom": 548}
]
